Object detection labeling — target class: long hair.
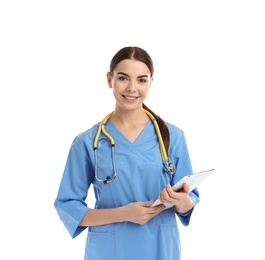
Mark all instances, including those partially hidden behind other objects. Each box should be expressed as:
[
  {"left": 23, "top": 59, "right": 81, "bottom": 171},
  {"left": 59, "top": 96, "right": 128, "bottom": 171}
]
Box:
[{"left": 109, "top": 46, "right": 170, "bottom": 153}]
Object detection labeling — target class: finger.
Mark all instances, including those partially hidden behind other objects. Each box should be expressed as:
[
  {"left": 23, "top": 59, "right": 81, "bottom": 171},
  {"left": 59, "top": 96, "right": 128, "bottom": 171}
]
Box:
[
  {"left": 166, "top": 185, "right": 175, "bottom": 196},
  {"left": 165, "top": 185, "right": 179, "bottom": 200},
  {"left": 152, "top": 204, "right": 165, "bottom": 211},
  {"left": 182, "top": 183, "right": 191, "bottom": 193},
  {"left": 148, "top": 205, "right": 165, "bottom": 216},
  {"left": 141, "top": 201, "right": 154, "bottom": 207},
  {"left": 159, "top": 189, "right": 173, "bottom": 203}
]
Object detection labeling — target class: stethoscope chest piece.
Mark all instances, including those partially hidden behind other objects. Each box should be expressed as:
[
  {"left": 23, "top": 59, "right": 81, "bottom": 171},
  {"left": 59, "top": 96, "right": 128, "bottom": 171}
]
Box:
[{"left": 163, "top": 161, "right": 176, "bottom": 175}]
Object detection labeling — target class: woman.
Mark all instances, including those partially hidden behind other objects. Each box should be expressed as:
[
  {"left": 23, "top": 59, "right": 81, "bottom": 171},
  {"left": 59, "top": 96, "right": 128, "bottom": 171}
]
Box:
[{"left": 54, "top": 46, "right": 200, "bottom": 260}]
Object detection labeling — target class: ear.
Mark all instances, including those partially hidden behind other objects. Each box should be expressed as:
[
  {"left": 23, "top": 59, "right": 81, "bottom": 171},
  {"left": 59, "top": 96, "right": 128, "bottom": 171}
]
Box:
[{"left": 107, "top": 72, "right": 113, "bottom": 88}]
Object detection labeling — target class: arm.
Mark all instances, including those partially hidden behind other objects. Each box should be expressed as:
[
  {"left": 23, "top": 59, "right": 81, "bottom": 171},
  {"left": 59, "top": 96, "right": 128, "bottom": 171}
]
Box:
[
  {"left": 166, "top": 127, "right": 200, "bottom": 224},
  {"left": 55, "top": 132, "right": 165, "bottom": 237},
  {"left": 79, "top": 201, "right": 165, "bottom": 226}
]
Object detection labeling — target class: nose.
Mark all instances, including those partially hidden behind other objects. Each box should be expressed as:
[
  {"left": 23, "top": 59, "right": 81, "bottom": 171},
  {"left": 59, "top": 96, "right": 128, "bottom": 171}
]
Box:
[{"left": 126, "top": 80, "right": 136, "bottom": 92}]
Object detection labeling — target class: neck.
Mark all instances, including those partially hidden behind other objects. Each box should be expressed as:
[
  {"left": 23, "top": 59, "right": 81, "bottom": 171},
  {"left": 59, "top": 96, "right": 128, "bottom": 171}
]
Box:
[{"left": 110, "top": 108, "right": 149, "bottom": 126}]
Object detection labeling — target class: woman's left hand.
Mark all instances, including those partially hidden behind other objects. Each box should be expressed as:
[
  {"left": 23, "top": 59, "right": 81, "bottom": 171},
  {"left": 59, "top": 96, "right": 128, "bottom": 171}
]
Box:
[{"left": 158, "top": 183, "right": 194, "bottom": 214}]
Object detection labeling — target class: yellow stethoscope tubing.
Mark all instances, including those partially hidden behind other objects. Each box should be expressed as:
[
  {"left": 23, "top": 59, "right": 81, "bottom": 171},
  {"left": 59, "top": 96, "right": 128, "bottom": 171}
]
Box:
[
  {"left": 93, "top": 112, "right": 116, "bottom": 183},
  {"left": 143, "top": 109, "right": 168, "bottom": 162},
  {"left": 93, "top": 112, "right": 114, "bottom": 149},
  {"left": 93, "top": 109, "right": 168, "bottom": 161},
  {"left": 93, "top": 110, "right": 175, "bottom": 183}
]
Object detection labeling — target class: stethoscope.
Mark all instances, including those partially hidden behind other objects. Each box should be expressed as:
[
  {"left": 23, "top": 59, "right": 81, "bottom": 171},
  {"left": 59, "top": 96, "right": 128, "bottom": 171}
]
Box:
[{"left": 93, "top": 109, "right": 176, "bottom": 184}]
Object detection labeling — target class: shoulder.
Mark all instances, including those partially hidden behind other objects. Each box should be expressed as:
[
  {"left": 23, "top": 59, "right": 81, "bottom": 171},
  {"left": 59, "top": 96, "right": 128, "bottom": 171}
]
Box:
[
  {"left": 166, "top": 122, "right": 184, "bottom": 137},
  {"left": 166, "top": 122, "right": 188, "bottom": 148},
  {"left": 71, "top": 122, "right": 100, "bottom": 148}
]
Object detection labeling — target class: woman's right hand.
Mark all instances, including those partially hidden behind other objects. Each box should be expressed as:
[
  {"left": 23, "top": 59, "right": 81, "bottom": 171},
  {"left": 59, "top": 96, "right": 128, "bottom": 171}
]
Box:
[{"left": 121, "top": 201, "right": 165, "bottom": 225}]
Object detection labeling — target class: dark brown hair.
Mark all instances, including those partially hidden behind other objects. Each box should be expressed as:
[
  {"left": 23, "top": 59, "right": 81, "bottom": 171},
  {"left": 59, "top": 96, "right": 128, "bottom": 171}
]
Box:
[{"left": 109, "top": 46, "right": 170, "bottom": 153}]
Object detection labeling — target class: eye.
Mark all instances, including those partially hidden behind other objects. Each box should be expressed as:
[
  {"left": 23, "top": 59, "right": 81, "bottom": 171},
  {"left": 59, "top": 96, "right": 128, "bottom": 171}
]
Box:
[
  {"left": 138, "top": 78, "right": 147, "bottom": 83},
  {"left": 118, "top": 76, "right": 128, "bottom": 81}
]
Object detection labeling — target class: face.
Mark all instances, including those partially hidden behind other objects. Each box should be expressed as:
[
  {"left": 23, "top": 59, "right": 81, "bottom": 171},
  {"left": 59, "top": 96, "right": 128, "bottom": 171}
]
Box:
[{"left": 107, "top": 59, "right": 153, "bottom": 111}]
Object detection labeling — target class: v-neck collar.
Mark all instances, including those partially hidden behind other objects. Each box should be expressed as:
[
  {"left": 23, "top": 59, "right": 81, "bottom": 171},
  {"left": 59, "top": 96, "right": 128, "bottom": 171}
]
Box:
[{"left": 106, "top": 120, "right": 153, "bottom": 145}]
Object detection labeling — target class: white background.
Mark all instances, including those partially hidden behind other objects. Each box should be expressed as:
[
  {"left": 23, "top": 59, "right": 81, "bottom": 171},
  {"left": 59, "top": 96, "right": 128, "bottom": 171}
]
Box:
[{"left": 1, "top": 1, "right": 264, "bottom": 259}]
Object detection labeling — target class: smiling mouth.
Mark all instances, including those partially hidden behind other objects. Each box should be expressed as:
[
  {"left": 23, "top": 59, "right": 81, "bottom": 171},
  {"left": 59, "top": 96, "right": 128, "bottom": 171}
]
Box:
[{"left": 122, "top": 95, "right": 139, "bottom": 101}]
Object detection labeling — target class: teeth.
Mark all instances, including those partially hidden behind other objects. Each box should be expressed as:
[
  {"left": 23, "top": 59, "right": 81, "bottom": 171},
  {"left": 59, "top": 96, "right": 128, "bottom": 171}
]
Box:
[{"left": 125, "top": 96, "right": 136, "bottom": 100}]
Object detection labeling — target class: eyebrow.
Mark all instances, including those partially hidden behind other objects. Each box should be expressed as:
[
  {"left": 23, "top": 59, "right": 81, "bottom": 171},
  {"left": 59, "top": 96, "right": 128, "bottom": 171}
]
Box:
[{"left": 117, "top": 72, "right": 149, "bottom": 78}]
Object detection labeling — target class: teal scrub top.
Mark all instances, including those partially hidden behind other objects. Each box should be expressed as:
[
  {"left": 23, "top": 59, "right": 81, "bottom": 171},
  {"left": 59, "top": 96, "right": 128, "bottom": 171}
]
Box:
[{"left": 54, "top": 120, "right": 200, "bottom": 260}]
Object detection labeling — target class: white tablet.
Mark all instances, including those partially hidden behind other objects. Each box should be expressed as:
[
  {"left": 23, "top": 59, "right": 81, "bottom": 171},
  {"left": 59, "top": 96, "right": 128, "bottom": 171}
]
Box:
[{"left": 152, "top": 169, "right": 214, "bottom": 209}]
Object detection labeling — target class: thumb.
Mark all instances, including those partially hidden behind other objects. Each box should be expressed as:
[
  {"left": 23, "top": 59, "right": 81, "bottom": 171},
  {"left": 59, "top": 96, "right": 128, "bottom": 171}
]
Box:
[
  {"left": 183, "top": 183, "right": 191, "bottom": 193},
  {"left": 142, "top": 200, "right": 154, "bottom": 207}
]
